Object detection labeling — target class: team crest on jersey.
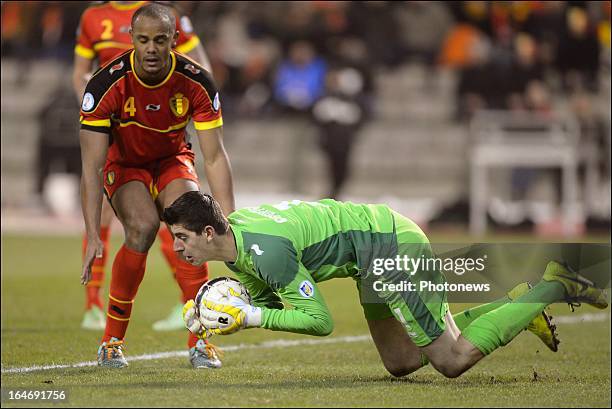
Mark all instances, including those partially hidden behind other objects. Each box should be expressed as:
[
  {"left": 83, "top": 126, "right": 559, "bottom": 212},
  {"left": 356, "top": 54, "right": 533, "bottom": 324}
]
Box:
[
  {"left": 185, "top": 64, "right": 200, "bottom": 75},
  {"left": 169, "top": 93, "right": 189, "bottom": 117},
  {"left": 299, "top": 280, "right": 315, "bottom": 298},
  {"left": 109, "top": 60, "right": 124, "bottom": 75},
  {"left": 106, "top": 171, "right": 115, "bottom": 186}
]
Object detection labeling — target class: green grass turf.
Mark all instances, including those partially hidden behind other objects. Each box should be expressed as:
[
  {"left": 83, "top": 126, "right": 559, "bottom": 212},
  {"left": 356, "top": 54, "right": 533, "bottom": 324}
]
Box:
[{"left": 1, "top": 234, "right": 610, "bottom": 407}]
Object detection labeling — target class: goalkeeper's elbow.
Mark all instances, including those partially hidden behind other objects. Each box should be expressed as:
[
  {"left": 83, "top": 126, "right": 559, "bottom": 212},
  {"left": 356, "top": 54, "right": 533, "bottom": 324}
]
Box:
[{"left": 308, "top": 316, "right": 334, "bottom": 337}]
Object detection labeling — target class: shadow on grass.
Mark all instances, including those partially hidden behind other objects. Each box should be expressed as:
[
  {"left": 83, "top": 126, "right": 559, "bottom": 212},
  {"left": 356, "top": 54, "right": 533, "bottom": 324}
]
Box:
[{"left": 44, "top": 371, "right": 538, "bottom": 391}]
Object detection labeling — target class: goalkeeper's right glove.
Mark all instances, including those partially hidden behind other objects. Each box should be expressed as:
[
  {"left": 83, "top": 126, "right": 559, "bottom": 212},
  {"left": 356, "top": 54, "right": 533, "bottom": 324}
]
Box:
[{"left": 200, "top": 294, "right": 262, "bottom": 335}]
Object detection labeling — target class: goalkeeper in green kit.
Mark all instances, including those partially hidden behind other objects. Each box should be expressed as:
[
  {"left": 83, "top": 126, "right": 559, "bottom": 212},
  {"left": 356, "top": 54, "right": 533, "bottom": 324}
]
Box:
[{"left": 164, "top": 191, "right": 608, "bottom": 378}]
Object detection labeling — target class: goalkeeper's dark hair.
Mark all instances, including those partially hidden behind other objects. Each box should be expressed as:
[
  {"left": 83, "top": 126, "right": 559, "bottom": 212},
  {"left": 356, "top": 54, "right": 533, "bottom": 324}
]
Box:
[
  {"left": 131, "top": 2, "right": 176, "bottom": 35},
  {"left": 163, "top": 191, "right": 229, "bottom": 235}
]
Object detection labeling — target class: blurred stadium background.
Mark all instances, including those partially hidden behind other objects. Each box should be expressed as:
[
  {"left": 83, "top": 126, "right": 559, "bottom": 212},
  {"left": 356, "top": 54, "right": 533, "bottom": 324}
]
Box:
[{"left": 1, "top": 1, "right": 610, "bottom": 238}]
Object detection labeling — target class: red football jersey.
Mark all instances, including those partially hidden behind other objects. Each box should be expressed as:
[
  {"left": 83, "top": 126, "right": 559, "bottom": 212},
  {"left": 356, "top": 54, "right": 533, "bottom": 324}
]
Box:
[
  {"left": 80, "top": 50, "right": 222, "bottom": 166},
  {"left": 75, "top": 1, "right": 201, "bottom": 66}
]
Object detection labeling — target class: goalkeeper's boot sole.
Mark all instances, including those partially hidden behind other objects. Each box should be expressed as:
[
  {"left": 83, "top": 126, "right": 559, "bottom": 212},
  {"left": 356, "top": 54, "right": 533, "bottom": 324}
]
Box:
[
  {"left": 81, "top": 306, "right": 106, "bottom": 330},
  {"left": 507, "top": 282, "right": 560, "bottom": 352},
  {"left": 152, "top": 303, "right": 185, "bottom": 331},
  {"left": 97, "top": 337, "right": 128, "bottom": 368},
  {"left": 542, "top": 261, "right": 608, "bottom": 310},
  {"left": 189, "top": 339, "right": 222, "bottom": 369}
]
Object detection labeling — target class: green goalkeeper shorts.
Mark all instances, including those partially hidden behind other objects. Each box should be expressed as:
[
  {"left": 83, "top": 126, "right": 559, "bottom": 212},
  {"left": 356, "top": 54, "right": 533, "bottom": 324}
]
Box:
[{"left": 357, "top": 210, "right": 448, "bottom": 347}]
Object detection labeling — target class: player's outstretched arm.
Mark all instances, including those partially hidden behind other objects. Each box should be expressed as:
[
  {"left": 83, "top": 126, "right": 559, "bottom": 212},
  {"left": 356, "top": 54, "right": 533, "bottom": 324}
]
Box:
[
  {"left": 260, "top": 265, "right": 334, "bottom": 337},
  {"left": 197, "top": 127, "right": 235, "bottom": 215},
  {"left": 200, "top": 265, "right": 333, "bottom": 337},
  {"left": 79, "top": 129, "right": 109, "bottom": 285}
]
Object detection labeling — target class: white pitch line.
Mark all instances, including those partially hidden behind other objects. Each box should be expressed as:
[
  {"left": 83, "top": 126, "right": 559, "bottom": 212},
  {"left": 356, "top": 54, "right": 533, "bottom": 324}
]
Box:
[
  {"left": 2, "top": 312, "right": 609, "bottom": 375},
  {"left": 553, "top": 312, "right": 610, "bottom": 324},
  {"left": 1, "top": 335, "right": 371, "bottom": 374}
]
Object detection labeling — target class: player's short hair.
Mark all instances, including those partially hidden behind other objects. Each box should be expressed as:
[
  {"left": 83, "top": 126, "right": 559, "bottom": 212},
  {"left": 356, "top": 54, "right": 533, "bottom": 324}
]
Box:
[
  {"left": 131, "top": 2, "right": 176, "bottom": 34},
  {"left": 164, "top": 191, "right": 229, "bottom": 235}
]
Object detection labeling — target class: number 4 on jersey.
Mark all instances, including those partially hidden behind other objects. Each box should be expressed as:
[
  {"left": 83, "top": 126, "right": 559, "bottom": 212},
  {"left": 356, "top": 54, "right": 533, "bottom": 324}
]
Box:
[{"left": 124, "top": 96, "right": 136, "bottom": 117}]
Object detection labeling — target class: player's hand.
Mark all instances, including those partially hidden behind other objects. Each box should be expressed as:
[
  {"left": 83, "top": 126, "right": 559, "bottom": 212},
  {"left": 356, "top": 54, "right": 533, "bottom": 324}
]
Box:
[
  {"left": 81, "top": 236, "right": 104, "bottom": 285},
  {"left": 198, "top": 307, "right": 240, "bottom": 335},
  {"left": 182, "top": 299, "right": 207, "bottom": 338},
  {"left": 201, "top": 294, "right": 261, "bottom": 335}
]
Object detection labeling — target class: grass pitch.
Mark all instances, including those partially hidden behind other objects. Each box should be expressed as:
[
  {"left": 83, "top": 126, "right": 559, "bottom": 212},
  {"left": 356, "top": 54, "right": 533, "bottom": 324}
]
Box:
[{"left": 1, "top": 234, "right": 610, "bottom": 407}]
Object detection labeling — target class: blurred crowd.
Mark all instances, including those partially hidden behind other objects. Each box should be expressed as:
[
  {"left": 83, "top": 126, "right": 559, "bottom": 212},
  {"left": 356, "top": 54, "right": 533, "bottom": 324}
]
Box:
[
  {"left": 2, "top": 1, "right": 610, "bottom": 202},
  {"left": 3, "top": 2, "right": 610, "bottom": 112}
]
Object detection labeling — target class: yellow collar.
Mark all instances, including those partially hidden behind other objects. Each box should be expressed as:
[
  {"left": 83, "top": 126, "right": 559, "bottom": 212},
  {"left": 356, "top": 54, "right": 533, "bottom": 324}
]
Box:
[{"left": 110, "top": 1, "right": 146, "bottom": 11}]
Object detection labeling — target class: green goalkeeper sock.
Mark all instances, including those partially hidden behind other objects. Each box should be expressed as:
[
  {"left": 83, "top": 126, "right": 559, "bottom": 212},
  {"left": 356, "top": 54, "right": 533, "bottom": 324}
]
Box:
[
  {"left": 453, "top": 282, "right": 537, "bottom": 330},
  {"left": 452, "top": 296, "right": 510, "bottom": 331},
  {"left": 421, "top": 296, "right": 512, "bottom": 367},
  {"left": 461, "top": 280, "right": 565, "bottom": 355}
]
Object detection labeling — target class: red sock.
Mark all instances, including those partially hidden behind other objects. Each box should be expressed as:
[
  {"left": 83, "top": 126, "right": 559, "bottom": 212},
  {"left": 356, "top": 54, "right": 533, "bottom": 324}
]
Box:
[
  {"left": 83, "top": 226, "right": 110, "bottom": 310},
  {"left": 102, "top": 245, "right": 147, "bottom": 343},
  {"left": 174, "top": 258, "right": 209, "bottom": 348},
  {"left": 188, "top": 334, "right": 214, "bottom": 349},
  {"left": 189, "top": 333, "right": 199, "bottom": 349}
]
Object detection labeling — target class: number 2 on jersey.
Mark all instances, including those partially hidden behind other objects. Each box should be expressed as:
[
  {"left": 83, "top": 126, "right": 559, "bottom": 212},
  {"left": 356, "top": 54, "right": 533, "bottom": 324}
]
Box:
[{"left": 101, "top": 19, "right": 114, "bottom": 40}]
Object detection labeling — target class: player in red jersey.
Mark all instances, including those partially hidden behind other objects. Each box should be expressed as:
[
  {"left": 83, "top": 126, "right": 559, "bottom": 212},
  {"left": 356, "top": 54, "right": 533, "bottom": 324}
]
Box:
[
  {"left": 79, "top": 3, "right": 233, "bottom": 368},
  {"left": 74, "top": 1, "right": 211, "bottom": 95},
  {"left": 72, "top": 1, "right": 212, "bottom": 331}
]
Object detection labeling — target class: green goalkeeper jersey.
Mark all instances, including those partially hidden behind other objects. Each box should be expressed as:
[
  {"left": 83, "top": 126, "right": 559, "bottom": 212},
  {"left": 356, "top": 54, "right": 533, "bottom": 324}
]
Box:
[{"left": 225, "top": 199, "right": 432, "bottom": 336}]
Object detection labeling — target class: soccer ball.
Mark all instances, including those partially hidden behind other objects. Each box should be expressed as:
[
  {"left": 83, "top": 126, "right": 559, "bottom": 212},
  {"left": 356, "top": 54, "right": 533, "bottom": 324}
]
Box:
[
  {"left": 196, "top": 276, "right": 252, "bottom": 305},
  {"left": 194, "top": 277, "right": 252, "bottom": 329}
]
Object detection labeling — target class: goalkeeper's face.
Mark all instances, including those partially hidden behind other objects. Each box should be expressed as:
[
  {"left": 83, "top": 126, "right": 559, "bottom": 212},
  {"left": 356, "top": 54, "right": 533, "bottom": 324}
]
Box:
[{"left": 170, "top": 224, "right": 211, "bottom": 266}]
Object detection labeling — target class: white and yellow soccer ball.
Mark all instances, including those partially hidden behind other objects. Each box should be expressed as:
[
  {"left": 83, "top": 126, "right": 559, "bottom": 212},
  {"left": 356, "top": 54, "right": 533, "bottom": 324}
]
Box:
[{"left": 195, "top": 277, "right": 252, "bottom": 332}]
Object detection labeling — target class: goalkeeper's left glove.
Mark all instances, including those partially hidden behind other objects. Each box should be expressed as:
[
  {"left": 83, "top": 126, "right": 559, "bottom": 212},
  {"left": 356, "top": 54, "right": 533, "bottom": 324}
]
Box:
[
  {"left": 182, "top": 299, "right": 207, "bottom": 338},
  {"left": 200, "top": 294, "right": 262, "bottom": 335}
]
